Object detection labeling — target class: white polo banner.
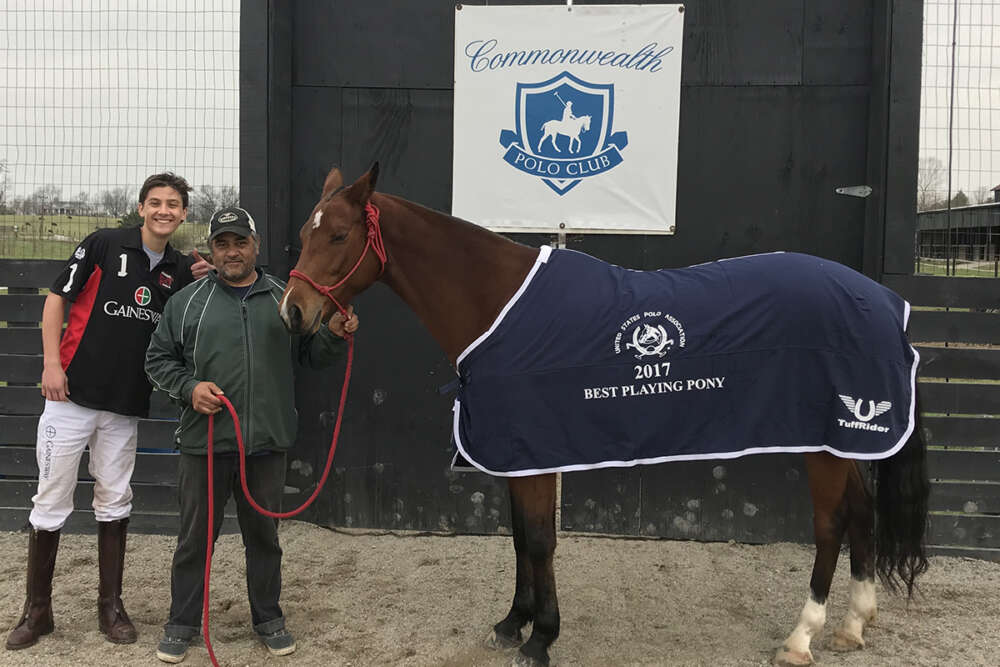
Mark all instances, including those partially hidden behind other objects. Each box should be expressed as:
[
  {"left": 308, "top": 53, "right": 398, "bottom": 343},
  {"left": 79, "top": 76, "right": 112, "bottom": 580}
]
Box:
[{"left": 452, "top": 4, "right": 684, "bottom": 234}]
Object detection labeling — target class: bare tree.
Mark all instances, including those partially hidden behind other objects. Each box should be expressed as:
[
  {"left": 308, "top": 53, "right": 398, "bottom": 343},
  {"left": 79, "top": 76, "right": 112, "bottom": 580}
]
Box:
[
  {"left": 27, "top": 184, "right": 63, "bottom": 215},
  {"left": 917, "top": 157, "right": 946, "bottom": 211},
  {"left": 0, "top": 159, "right": 8, "bottom": 212},
  {"left": 101, "top": 186, "right": 135, "bottom": 217},
  {"left": 971, "top": 186, "right": 993, "bottom": 205},
  {"left": 190, "top": 185, "right": 240, "bottom": 223}
]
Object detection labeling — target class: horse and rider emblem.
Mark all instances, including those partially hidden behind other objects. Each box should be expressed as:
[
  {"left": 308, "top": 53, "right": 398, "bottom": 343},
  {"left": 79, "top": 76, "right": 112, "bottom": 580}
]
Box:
[{"left": 499, "top": 71, "right": 629, "bottom": 195}]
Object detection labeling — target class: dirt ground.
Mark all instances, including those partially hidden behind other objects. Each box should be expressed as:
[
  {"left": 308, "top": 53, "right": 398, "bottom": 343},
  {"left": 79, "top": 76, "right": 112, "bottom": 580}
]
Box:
[{"left": 1, "top": 520, "right": 998, "bottom": 666}]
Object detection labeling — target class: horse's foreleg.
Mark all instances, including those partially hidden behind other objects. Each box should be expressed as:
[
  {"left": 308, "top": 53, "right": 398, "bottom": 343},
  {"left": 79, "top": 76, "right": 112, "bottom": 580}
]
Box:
[
  {"left": 490, "top": 483, "right": 534, "bottom": 649},
  {"left": 830, "top": 462, "right": 877, "bottom": 652},
  {"left": 506, "top": 474, "right": 558, "bottom": 667},
  {"left": 775, "top": 454, "right": 851, "bottom": 666}
]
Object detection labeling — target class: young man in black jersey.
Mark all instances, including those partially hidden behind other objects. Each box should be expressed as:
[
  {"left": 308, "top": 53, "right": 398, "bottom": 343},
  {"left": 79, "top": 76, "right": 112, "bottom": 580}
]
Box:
[{"left": 5, "top": 173, "right": 212, "bottom": 651}]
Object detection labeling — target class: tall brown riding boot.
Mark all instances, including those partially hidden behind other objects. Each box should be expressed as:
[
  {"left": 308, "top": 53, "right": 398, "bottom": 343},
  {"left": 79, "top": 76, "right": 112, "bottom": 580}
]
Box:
[
  {"left": 6, "top": 528, "right": 60, "bottom": 650},
  {"left": 97, "top": 519, "right": 137, "bottom": 644}
]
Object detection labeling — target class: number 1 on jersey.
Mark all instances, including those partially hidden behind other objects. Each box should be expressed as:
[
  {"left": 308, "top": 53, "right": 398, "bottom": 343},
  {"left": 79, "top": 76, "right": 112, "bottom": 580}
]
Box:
[
  {"left": 62, "top": 263, "right": 78, "bottom": 292},
  {"left": 118, "top": 253, "right": 128, "bottom": 277}
]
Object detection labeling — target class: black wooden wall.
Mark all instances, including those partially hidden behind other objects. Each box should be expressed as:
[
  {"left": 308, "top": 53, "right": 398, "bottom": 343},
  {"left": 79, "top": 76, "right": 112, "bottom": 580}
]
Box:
[{"left": 234, "top": 0, "right": 929, "bottom": 542}]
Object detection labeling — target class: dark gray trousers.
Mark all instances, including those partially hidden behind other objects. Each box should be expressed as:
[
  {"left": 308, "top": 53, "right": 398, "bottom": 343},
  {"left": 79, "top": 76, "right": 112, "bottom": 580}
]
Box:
[{"left": 165, "top": 451, "right": 286, "bottom": 638}]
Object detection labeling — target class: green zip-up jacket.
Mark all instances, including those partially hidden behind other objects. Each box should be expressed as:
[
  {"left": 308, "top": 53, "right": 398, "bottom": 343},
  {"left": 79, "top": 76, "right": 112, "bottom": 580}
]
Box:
[{"left": 145, "top": 269, "right": 345, "bottom": 455}]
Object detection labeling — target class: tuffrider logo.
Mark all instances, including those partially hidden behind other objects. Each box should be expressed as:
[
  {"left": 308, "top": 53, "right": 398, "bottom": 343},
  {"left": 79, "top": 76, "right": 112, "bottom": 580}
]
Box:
[{"left": 837, "top": 394, "right": 892, "bottom": 433}]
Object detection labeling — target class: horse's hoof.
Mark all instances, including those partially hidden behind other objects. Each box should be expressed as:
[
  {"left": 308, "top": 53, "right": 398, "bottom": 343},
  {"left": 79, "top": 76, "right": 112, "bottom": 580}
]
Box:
[
  {"left": 486, "top": 629, "right": 523, "bottom": 650},
  {"left": 829, "top": 628, "right": 865, "bottom": 652},
  {"left": 773, "top": 647, "right": 814, "bottom": 666},
  {"left": 512, "top": 652, "right": 548, "bottom": 667}
]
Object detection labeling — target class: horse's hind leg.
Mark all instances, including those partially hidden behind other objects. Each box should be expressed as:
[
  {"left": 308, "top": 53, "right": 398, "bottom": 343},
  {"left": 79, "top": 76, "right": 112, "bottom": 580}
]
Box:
[
  {"left": 489, "top": 483, "right": 533, "bottom": 649},
  {"left": 490, "top": 474, "right": 559, "bottom": 667},
  {"left": 830, "top": 461, "right": 877, "bottom": 651},
  {"left": 775, "top": 453, "right": 851, "bottom": 666}
]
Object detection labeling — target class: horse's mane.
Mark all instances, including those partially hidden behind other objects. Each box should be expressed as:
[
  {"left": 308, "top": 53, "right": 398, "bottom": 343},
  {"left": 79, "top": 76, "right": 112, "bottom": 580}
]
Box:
[{"left": 382, "top": 194, "right": 526, "bottom": 249}]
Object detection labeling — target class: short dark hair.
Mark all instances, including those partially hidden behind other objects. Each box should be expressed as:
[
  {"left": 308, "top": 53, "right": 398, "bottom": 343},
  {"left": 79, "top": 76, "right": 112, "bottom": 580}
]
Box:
[{"left": 139, "top": 172, "right": 192, "bottom": 208}]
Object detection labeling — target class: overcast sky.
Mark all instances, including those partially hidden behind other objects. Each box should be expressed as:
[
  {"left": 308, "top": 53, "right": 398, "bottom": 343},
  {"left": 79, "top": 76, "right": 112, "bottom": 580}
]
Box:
[
  {"left": 0, "top": 0, "right": 239, "bottom": 201},
  {"left": 1, "top": 0, "right": 996, "bottom": 202},
  {"left": 920, "top": 0, "right": 1000, "bottom": 199}
]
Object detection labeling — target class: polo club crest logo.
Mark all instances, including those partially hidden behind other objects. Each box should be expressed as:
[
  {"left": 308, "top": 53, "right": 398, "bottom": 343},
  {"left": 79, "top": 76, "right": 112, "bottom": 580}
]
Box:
[
  {"left": 134, "top": 286, "right": 151, "bottom": 306},
  {"left": 614, "top": 312, "right": 686, "bottom": 359},
  {"left": 499, "top": 70, "right": 628, "bottom": 195},
  {"left": 74, "top": 246, "right": 86, "bottom": 260}
]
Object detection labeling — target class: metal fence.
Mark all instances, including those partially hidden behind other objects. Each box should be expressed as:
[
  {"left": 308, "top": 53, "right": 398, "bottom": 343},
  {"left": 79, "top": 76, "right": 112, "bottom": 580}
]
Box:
[
  {"left": 917, "top": 0, "right": 999, "bottom": 276},
  {"left": 0, "top": 0, "right": 240, "bottom": 259}
]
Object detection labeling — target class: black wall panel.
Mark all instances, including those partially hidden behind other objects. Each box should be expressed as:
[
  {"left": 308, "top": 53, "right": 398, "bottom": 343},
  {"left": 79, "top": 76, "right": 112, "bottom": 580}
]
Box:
[{"left": 240, "top": 0, "right": 924, "bottom": 545}]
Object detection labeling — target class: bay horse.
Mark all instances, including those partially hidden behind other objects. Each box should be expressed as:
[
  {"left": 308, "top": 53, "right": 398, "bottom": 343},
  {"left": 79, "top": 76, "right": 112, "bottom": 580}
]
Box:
[{"left": 278, "top": 165, "right": 929, "bottom": 667}]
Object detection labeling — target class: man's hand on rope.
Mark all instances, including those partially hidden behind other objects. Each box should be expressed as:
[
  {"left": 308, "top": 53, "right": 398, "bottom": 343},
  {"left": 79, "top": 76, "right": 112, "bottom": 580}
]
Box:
[
  {"left": 328, "top": 305, "right": 359, "bottom": 338},
  {"left": 192, "top": 381, "right": 225, "bottom": 415}
]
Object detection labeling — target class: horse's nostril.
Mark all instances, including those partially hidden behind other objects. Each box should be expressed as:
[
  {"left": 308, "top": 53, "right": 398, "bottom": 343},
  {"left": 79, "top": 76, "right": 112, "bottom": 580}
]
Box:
[{"left": 288, "top": 304, "right": 302, "bottom": 329}]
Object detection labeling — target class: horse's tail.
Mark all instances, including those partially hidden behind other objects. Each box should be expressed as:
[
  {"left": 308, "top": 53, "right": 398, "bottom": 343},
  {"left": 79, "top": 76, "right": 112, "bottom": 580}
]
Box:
[{"left": 874, "top": 391, "right": 929, "bottom": 597}]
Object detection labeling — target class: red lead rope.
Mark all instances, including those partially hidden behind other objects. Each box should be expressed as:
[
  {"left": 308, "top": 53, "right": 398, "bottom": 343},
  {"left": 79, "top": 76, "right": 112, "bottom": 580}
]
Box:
[{"left": 202, "top": 333, "right": 355, "bottom": 666}]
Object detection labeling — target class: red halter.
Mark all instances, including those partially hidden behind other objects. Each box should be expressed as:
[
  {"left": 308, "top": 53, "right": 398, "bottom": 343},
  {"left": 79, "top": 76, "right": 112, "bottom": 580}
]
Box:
[{"left": 288, "top": 201, "right": 387, "bottom": 320}]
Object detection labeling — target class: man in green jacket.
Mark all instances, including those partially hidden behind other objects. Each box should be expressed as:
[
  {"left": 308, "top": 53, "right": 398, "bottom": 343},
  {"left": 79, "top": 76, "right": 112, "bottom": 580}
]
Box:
[{"left": 145, "top": 206, "right": 358, "bottom": 663}]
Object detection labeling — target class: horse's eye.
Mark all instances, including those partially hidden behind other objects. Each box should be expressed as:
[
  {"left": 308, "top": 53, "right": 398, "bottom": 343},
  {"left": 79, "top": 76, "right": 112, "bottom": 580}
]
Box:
[{"left": 330, "top": 232, "right": 348, "bottom": 243}]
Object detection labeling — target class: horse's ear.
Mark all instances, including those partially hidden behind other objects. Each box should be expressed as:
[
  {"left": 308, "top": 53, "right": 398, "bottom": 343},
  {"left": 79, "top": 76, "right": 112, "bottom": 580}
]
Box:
[
  {"left": 347, "top": 161, "right": 379, "bottom": 204},
  {"left": 322, "top": 167, "right": 344, "bottom": 197}
]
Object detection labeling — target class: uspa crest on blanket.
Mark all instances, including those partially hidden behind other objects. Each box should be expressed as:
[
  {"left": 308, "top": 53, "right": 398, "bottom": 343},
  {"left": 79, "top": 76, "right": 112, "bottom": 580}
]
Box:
[{"left": 279, "top": 165, "right": 929, "bottom": 667}]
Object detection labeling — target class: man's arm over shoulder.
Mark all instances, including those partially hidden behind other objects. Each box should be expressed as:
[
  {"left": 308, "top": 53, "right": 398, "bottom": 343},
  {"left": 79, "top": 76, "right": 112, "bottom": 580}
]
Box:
[{"left": 145, "top": 288, "right": 200, "bottom": 405}]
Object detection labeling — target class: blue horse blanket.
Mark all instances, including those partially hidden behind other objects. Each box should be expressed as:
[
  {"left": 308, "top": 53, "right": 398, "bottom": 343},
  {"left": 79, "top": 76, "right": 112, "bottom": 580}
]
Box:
[{"left": 452, "top": 247, "right": 918, "bottom": 477}]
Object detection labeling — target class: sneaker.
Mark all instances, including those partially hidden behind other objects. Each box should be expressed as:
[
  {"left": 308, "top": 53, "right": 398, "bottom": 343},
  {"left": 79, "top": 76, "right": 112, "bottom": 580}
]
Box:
[
  {"left": 155, "top": 634, "right": 191, "bottom": 664},
  {"left": 260, "top": 628, "right": 296, "bottom": 656}
]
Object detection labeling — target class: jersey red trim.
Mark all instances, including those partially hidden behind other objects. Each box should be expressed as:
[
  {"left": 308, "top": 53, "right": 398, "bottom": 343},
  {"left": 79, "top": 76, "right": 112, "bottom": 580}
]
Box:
[{"left": 60, "top": 266, "right": 102, "bottom": 371}]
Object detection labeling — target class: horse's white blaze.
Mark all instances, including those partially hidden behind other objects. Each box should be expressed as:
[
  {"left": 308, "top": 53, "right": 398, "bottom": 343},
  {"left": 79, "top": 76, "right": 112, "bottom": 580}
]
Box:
[
  {"left": 782, "top": 596, "right": 826, "bottom": 655},
  {"left": 839, "top": 578, "right": 876, "bottom": 640},
  {"left": 279, "top": 286, "right": 294, "bottom": 325},
  {"left": 312, "top": 210, "right": 323, "bottom": 229}
]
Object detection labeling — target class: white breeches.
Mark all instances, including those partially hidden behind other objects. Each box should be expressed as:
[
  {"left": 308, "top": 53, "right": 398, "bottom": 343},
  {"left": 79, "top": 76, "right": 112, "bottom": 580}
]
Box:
[{"left": 29, "top": 399, "right": 138, "bottom": 531}]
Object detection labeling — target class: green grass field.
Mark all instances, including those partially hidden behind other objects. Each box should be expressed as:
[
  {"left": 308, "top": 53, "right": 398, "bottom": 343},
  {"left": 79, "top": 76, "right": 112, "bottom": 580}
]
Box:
[
  {"left": 917, "top": 257, "right": 1000, "bottom": 278},
  {"left": 0, "top": 214, "right": 210, "bottom": 258}
]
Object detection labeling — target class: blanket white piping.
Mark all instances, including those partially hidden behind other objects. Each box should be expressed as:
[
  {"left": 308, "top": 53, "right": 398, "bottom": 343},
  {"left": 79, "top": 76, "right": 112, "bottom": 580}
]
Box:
[{"left": 455, "top": 245, "right": 552, "bottom": 370}]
